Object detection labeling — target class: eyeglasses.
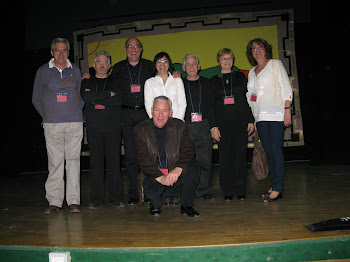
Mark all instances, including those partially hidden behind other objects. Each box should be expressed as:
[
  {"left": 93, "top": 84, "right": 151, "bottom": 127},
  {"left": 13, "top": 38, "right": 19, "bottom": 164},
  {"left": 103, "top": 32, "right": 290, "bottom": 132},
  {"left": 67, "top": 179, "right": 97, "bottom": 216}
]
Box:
[
  {"left": 156, "top": 60, "right": 169, "bottom": 64},
  {"left": 96, "top": 61, "right": 109, "bottom": 65},
  {"left": 53, "top": 48, "right": 68, "bottom": 53},
  {"left": 220, "top": 57, "right": 233, "bottom": 62},
  {"left": 252, "top": 46, "right": 265, "bottom": 51},
  {"left": 126, "top": 44, "right": 141, "bottom": 49},
  {"left": 185, "top": 62, "right": 198, "bottom": 67}
]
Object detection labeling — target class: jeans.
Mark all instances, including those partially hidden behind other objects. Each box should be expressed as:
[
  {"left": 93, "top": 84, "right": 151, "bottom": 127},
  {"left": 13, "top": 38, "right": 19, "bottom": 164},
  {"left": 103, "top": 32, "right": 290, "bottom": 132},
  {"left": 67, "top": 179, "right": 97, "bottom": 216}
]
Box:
[{"left": 256, "top": 121, "right": 285, "bottom": 192}]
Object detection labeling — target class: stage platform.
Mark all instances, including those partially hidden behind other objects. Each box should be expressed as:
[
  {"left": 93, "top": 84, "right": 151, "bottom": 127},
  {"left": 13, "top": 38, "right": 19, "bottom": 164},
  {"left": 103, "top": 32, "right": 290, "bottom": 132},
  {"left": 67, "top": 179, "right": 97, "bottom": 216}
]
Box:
[{"left": 1, "top": 161, "right": 349, "bottom": 261}]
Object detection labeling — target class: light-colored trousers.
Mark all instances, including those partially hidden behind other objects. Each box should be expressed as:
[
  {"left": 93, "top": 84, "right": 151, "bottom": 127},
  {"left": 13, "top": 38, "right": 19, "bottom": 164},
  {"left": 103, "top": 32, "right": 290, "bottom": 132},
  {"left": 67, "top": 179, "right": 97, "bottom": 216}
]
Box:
[{"left": 43, "top": 122, "right": 83, "bottom": 207}]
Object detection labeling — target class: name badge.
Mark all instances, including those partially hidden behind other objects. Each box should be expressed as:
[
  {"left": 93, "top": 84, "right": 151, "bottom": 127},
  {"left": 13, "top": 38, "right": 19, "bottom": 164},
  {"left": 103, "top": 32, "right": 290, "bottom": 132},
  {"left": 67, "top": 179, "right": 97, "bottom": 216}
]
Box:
[
  {"left": 94, "top": 104, "right": 105, "bottom": 109},
  {"left": 250, "top": 93, "right": 257, "bottom": 102},
  {"left": 224, "top": 96, "right": 234, "bottom": 105},
  {"left": 159, "top": 168, "right": 168, "bottom": 176},
  {"left": 191, "top": 113, "right": 202, "bottom": 122},
  {"left": 130, "top": 84, "right": 141, "bottom": 93},
  {"left": 56, "top": 93, "right": 67, "bottom": 102}
]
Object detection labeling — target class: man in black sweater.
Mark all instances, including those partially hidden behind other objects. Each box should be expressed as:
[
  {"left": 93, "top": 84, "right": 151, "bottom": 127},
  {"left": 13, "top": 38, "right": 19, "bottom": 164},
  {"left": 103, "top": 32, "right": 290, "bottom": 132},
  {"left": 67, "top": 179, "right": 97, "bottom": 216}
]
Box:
[
  {"left": 182, "top": 54, "right": 214, "bottom": 199},
  {"left": 81, "top": 51, "right": 124, "bottom": 208}
]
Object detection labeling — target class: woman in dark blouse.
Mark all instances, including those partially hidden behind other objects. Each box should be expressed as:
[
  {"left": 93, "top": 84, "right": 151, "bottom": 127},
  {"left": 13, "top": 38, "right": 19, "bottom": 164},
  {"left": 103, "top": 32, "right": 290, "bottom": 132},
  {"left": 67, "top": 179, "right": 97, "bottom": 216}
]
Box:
[{"left": 209, "top": 48, "right": 255, "bottom": 200}]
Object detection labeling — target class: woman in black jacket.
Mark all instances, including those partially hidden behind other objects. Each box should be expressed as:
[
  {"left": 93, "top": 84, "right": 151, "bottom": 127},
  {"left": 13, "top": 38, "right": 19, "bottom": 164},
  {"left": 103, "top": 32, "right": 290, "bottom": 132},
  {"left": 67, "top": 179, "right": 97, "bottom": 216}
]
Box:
[{"left": 208, "top": 48, "right": 254, "bottom": 200}]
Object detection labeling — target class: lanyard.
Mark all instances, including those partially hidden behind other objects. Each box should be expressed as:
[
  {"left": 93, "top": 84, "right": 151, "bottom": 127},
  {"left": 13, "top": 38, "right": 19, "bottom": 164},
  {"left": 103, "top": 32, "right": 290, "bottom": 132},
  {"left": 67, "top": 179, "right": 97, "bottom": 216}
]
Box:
[
  {"left": 95, "top": 78, "right": 107, "bottom": 92},
  {"left": 221, "top": 72, "right": 233, "bottom": 97},
  {"left": 157, "top": 152, "right": 168, "bottom": 169},
  {"left": 126, "top": 61, "right": 142, "bottom": 85},
  {"left": 187, "top": 78, "right": 201, "bottom": 113}
]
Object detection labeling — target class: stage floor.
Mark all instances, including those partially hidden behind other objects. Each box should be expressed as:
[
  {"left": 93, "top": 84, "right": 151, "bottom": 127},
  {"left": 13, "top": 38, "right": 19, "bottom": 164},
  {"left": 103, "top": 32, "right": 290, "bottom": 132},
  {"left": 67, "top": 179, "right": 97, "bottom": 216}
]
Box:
[{"left": 0, "top": 161, "right": 349, "bottom": 249}]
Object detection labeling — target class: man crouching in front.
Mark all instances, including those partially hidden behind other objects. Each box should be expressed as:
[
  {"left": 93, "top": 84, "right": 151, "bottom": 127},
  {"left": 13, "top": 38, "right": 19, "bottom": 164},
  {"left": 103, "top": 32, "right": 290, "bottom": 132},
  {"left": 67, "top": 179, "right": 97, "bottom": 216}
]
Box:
[{"left": 134, "top": 96, "right": 200, "bottom": 217}]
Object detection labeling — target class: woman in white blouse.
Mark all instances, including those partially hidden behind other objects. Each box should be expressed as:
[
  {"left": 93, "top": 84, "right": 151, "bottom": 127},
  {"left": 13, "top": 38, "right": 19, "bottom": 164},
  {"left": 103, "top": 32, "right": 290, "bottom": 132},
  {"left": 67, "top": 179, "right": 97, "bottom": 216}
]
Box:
[
  {"left": 246, "top": 38, "right": 293, "bottom": 203},
  {"left": 144, "top": 52, "right": 186, "bottom": 121}
]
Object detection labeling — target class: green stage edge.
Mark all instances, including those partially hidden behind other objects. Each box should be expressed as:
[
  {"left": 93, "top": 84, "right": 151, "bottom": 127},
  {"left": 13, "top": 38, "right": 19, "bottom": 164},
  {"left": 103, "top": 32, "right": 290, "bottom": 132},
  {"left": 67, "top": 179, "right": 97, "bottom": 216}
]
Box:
[{"left": 1, "top": 236, "right": 349, "bottom": 262}]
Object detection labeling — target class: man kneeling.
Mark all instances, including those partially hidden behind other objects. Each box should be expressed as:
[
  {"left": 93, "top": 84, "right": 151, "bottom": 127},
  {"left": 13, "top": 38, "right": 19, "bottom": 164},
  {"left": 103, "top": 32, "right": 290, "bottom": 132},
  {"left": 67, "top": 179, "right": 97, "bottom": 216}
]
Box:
[{"left": 134, "top": 96, "right": 200, "bottom": 217}]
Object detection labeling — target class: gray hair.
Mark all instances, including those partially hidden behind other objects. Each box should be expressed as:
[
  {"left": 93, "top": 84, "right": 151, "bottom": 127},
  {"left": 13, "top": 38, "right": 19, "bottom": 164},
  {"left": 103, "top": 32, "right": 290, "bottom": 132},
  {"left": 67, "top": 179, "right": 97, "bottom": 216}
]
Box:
[
  {"left": 50, "top": 37, "right": 70, "bottom": 51},
  {"left": 153, "top": 96, "right": 172, "bottom": 110},
  {"left": 182, "top": 54, "right": 199, "bottom": 66},
  {"left": 94, "top": 51, "right": 111, "bottom": 64}
]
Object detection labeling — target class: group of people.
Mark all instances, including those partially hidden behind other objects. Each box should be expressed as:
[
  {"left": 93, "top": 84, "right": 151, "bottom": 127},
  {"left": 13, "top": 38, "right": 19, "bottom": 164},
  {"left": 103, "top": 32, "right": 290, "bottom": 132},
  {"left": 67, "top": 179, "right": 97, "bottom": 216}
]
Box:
[{"left": 32, "top": 36, "right": 293, "bottom": 217}]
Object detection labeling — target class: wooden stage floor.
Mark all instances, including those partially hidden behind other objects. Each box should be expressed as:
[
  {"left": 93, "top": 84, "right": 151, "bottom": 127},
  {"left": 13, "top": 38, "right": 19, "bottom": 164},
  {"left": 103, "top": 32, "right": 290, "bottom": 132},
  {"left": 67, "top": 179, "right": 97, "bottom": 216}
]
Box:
[{"left": 0, "top": 161, "right": 349, "bottom": 249}]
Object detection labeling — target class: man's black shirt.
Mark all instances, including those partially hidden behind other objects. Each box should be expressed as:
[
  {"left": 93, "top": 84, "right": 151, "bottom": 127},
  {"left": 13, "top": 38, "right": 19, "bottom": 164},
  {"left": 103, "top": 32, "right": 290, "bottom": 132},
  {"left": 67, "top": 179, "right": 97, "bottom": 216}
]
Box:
[
  {"left": 183, "top": 76, "right": 212, "bottom": 121},
  {"left": 110, "top": 58, "right": 154, "bottom": 107}
]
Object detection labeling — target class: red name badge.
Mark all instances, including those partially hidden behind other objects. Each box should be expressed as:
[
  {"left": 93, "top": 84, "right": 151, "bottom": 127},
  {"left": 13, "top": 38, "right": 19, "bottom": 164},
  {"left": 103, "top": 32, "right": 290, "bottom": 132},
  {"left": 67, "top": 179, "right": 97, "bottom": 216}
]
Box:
[
  {"left": 95, "top": 104, "right": 105, "bottom": 109},
  {"left": 251, "top": 94, "right": 257, "bottom": 102},
  {"left": 130, "top": 85, "right": 141, "bottom": 93},
  {"left": 159, "top": 168, "right": 168, "bottom": 176},
  {"left": 57, "top": 95, "right": 67, "bottom": 102},
  {"left": 191, "top": 113, "right": 202, "bottom": 122},
  {"left": 224, "top": 96, "right": 234, "bottom": 105}
]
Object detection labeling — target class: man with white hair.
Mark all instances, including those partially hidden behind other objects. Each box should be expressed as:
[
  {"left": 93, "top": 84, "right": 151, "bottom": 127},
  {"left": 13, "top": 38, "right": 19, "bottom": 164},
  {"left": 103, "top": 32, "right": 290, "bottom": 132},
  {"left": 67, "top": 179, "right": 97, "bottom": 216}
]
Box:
[
  {"left": 134, "top": 96, "right": 200, "bottom": 217},
  {"left": 32, "top": 37, "right": 84, "bottom": 214}
]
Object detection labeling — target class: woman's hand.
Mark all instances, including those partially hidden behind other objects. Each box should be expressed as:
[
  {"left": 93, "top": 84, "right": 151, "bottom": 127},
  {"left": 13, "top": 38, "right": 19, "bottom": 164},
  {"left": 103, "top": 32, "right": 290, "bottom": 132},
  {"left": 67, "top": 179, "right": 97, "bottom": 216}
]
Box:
[
  {"left": 284, "top": 109, "right": 292, "bottom": 127},
  {"left": 247, "top": 123, "right": 255, "bottom": 135},
  {"left": 211, "top": 128, "right": 221, "bottom": 142}
]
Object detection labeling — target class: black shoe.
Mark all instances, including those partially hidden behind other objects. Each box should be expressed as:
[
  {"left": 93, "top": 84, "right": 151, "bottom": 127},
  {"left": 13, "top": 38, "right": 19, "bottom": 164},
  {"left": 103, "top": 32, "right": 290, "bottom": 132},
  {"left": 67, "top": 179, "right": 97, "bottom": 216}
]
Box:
[
  {"left": 150, "top": 205, "right": 161, "bottom": 216},
  {"left": 224, "top": 195, "right": 234, "bottom": 201},
  {"left": 128, "top": 197, "right": 139, "bottom": 205},
  {"left": 163, "top": 196, "right": 172, "bottom": 205},
  {"left": 172, "top": 196, "right": 181, "bottom": 205},
  {"left": 263, "top": 192, "right": 283, "bottom": 202},
  {"left": 200, "top": 193, "right": 215, "bottom": 200},
  {"left": 180, "top": 205, "right": 200, "bottom": 217},
  {"left": 237, "top": 195, "right": 246, "bottom": 200},
  {"left": 88, "top": 202, "right": 104, "bottom": 209},
  {"left": 111, "top": 201, "right": 125, "bottom": 208}
]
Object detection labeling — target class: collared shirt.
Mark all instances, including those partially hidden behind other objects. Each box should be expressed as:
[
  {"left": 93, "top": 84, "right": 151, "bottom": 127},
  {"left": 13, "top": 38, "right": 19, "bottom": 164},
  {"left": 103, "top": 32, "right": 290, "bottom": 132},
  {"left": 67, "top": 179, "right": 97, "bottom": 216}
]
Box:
[
  {"left": 32, "top": 59, "right": 83, "bottom": 123},
  {"left": 144, "top": 73, "right": 187, "bottom": 121},
  {"left": 110, "top": 58, "right": 154, "bottom": 107}
]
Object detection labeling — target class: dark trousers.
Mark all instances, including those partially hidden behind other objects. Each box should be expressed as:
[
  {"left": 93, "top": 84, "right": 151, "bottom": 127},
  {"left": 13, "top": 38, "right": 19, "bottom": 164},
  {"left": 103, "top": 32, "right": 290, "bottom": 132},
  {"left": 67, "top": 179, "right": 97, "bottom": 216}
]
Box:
[
  {"left": 186, "top": 119, "right": 213, "bottom": 197},
  {"left": 256, "top": 121, "right": 285, "bottom": 192},
  {"left": 143, "top": 159, "right": 200, "bottom": 209},
  {"left": 218, "top": 121, "right": 248, "bottom": 196},
  {"left": 121, "top": 108, "right": 149, "bottom": 199},
  {"left": 88, "top": 132, "right": 123, "bottom": 204}
]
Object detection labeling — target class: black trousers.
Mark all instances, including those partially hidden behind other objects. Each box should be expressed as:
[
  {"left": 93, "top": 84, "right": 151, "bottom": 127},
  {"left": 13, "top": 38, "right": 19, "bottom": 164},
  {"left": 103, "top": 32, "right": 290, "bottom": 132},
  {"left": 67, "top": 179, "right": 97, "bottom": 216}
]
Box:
[
  {"left": 121, "top": 108, "right": 149, "bottom": 199},
  {"left": 143, "top": 159, "right": 200, "bottom": 209},
  {"left": 88, "top": 131, "right": 123, "bottom": 204},
  {"left": 186, "top": 119, "right": 213, "bottom": 197},
  {"left": 218, "top": 121, "right": 248, "bottom": 196}
]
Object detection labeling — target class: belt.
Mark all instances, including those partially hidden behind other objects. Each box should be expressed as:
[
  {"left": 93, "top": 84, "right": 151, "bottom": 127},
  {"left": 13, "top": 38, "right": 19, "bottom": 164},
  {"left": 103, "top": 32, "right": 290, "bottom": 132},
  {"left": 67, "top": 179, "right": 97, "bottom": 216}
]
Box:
[{"left": 121, "top": 105, "right": 145, "bottom": 110}]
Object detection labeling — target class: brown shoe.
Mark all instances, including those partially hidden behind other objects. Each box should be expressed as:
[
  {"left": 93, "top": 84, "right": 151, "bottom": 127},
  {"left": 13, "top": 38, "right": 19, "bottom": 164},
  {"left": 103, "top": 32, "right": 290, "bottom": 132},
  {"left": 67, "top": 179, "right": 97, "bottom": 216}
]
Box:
[
  {"left": 44, "top": 205, "right": 60, "bottom": 214},
  {"left": 69, "top": 204, "right": 80, "bottom": 213}
]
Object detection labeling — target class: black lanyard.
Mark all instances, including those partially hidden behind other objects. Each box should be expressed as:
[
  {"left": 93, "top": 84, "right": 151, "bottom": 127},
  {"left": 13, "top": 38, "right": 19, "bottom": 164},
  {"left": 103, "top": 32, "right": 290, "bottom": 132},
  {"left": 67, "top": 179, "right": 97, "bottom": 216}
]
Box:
[
  {"left": 187, "top": 78, "right": 201, "bottom": 113},
  {"left": 95, "top": 78, "right": 107, "bottom": 92},
  {"left": 126, "top": 61, "right": 142, "bottom": 85},
  {"left": 220, "top": 72, "right": 233, "bottom": 97}
]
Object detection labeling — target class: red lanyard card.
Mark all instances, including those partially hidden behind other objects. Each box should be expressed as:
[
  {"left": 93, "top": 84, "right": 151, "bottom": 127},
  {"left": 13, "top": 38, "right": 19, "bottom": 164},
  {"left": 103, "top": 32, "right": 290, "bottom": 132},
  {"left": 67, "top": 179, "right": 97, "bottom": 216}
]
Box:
[
  {"left": 224, "top": 96, "right": 234, "bottom": 105},
  {"left": 159, "top": 168, "right": 168, "bottom": 176},
  {"left": 94, "top": 104, "right": 105, "bottom": 109},
  {"left": 191, "top": 113, "right": 202, "bottom": 122},
  {"left": 130, "top": 84, "right": 140, "bottom": 93},
  {"left": 56, "top": 94, "right": 67, "bottom": 102},
  {"left": 250, "top": 93, "right": 257, "bottom": 102}
]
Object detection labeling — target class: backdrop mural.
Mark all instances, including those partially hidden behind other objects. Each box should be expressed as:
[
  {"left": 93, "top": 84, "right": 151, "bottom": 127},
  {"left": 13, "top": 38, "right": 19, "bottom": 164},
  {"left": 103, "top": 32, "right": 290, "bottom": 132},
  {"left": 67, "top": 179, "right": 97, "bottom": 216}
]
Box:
[{"left": 74, "top": 9, "right": 303, "bottom": 147}]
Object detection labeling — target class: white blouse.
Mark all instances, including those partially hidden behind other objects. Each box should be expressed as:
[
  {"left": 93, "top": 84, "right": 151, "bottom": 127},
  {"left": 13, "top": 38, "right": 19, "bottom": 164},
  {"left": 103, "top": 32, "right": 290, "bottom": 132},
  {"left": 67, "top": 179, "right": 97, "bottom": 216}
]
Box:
[
  {"left": 246, "top": 59, "right": 293, "bottom": 123},
  {"left": 144, "top": 73, "right": 187, "bottom": 121}
]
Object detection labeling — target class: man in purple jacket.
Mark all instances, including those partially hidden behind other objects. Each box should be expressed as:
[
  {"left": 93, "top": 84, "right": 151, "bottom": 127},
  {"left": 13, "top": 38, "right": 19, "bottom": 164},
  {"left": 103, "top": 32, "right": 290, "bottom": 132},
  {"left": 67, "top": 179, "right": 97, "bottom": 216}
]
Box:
[{"left": 32, "top": 37, "right": 84, "bottom": 214}]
